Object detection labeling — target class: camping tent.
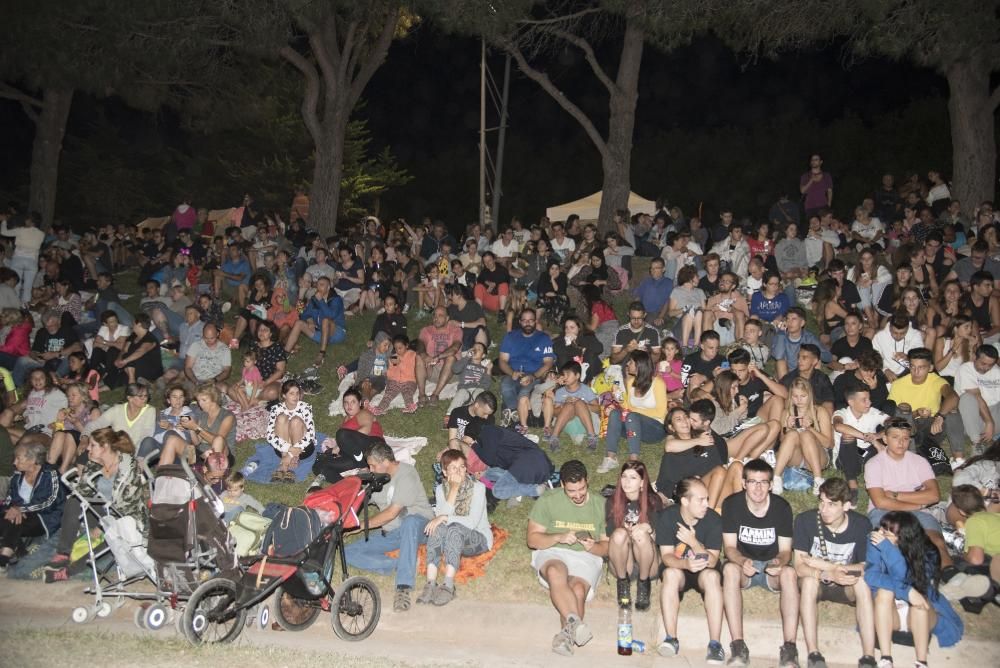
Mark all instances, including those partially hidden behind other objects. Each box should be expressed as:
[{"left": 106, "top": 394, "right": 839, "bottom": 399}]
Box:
[{"left": 545, "top": 190, "right": 657, "bottom": 223}]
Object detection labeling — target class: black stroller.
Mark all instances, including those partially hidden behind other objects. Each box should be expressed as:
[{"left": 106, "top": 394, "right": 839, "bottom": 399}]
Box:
[{"left": 180, "top": 472, "right": 389, "bottom": 645}]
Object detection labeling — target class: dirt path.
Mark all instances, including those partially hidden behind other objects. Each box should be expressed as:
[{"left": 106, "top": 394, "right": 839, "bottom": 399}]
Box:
[{"left": 1, "top": 580, "right": 994, "bottom": 667}]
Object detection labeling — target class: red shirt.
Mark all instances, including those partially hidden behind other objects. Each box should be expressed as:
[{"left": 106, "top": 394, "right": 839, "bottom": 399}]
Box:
[
  {"left": 591, "top": 301, "right": 617, "bottom": 325},
  {"left": 342, "top": 413, "right": 383, "bottom": 438}
]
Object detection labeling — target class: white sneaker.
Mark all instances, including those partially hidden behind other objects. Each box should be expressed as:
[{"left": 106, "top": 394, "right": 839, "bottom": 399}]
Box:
[
  {"left": 812, "top": 476, "right": 825, "bottom": 496},
  {"left": 772, "top": 475, "right": 784, "bottom": 495},
  {"left": 596, "top": 456, "right": 619, "bottom": 474},
  {"left": 950, "top": 457, "right": 965, "bottom": 471},
  {"left": 221, "top": 301, "right": 232, "bottom": 313},
  {"left": 761, "top": 449, "right": 777, "bottom": 467}
]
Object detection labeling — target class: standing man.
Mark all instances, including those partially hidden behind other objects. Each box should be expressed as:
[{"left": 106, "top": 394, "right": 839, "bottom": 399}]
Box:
[
  {"left": 498, "top": 307, "right": 555, "bottom": 434},
  {"left": 793, "top": 478, "right": 877, "bottom": 668},
  {"left": 527, "top": 459, "right": 609, "bottom": 656},
  {"left": 656, "top": 477, "right": 726, "bottom": 664},
  {"left": 721, "top": 460, "right": 798, "bottom": 668},
  {"left": 344, "top": 442, "right": 434, "bottom": 613},
  {"left": 799, "top": 154, "right": 833, "bottom": 219}
]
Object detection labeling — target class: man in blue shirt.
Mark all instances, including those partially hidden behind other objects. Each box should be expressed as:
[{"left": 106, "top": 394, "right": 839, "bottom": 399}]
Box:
[
  {"left": 283, "top": 276, "right": 347, "bottom": 366},
  {"left": 216, "top": 243, "right": 251, "bottom": 307},
  {"left": 633, "top": 257, "right": 674, "bottom": 327},
  {"left": 499, "top": 307, "right": 555, "bottom": 435},
  {"left": 772, "top": 307, "right": 831, "bottom": 377}
]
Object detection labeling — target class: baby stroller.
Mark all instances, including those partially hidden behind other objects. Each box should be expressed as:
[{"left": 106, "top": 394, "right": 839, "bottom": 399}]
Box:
[{"left": 179, "top": 472, "right": 389, "bottom": 645}]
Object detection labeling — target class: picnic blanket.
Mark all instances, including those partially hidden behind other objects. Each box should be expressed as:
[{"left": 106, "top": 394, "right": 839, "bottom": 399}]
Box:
[
  {"left": 386, "top": 524, "right": 508, "bottom": 584},
  {"left": 241, "top": 433, "right": 427, "bottom": 482},
  {"left": 328, "top": 371, "right": 459, "bottom": 417},
  {"left": 226, "top": 401, "right": 269, "bottom": 442}
]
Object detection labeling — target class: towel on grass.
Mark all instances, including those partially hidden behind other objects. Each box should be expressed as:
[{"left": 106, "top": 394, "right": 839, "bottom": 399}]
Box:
[{"left": 385, "top": 524, "right": 508, "bottom": 584}]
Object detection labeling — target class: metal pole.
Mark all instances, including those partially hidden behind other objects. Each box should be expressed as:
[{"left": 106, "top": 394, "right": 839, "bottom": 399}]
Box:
[
  {"left": 491, "top": 53, "right": 512, "bottom": 226},
  {"left": 479, "top": 39, "right": 487, "bottom": 229}
]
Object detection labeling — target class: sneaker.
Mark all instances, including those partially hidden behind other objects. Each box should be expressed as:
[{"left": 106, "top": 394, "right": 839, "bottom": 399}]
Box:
[
  {"left": 221, "top": 301, "right": 232, "bottom": 313},
  {"left": 545, "top": 433, "right": 560, "bottom": 452},
  {"left": 402, "top": 303, "right": 410, "bottom": 314},
  {"left": 45, "top": 553, "right": 70, "bottom": 570},
  {"left": 241, "top": 461, "right": 258, "bottom": 477},
  {"left": 772, "top": 474, "right": 784, "bottom": 495},
  {"left": 658, "top": 636, "right": 680, "bottom": 657},
  {"left": 505, "top": 496, "right": 523, "bottom": 509},
  {"left": 552, "top": 628, "right": 574, "bottom": 656},
  {"left": 635, "top": 578, "right": 652, "bottom": 611},
  {"left": 761, "top": 448, "right": 777, "bottom": 467},
  {"left": 500, "top": 408, "right": 515, "bottom": 428},
  {"left": 402, "top": 402, "right": 418, "bottom": 414},
  {"left": 949, "top": 457, "right": 966, "bottom": 471},
  {"left": 616, "top": 578, "right": 632, "bottom": 606},
  {"left": 585, "top": 434, "right": 599, "bottom": 451},
  {"left": 804, "top": 650, "right": 824, "bottom": 668},
  {"left": 307, "top": 474, "right": 326, "bottom": 493},
  {"left": 564, "top": 614, "right": 592, "bottom": 647},
  {"left": 727, "top": 639, "right": 749, "bottom": 667},
  {"left": 431, "top": 583, "right": 456, "bottom": 606},
  {"left": 706, "top": 640, "right": 726, "bottom": 665},
  {"left": 596, "top": 456, "right": 619, "bottom": 474},
  {"left": 392, "top": 587, "right": 412, "bottom": 612},
  {"left": 416, "top": 581, "right": 438, "bottom": 604},
  {"left": 876, "top": 659, "right": 893, "bottom": 668},
  {"left": 858, "top": 656, "right": 878, "bottom": 668},
  {"left": 940, "top": 572, "right": 991, "bottom": 601},
  {"left": 812, "top": 476, "right": 825, "bottom": 496},
  {"left": 780, "top": 643, "right": 801, "bottom": 668},
  {"left": 546, "top": 470, "right": 562, "bottom": 489},
  {"left": 44, "top": 567, "right": 69, "bottom": 583}
]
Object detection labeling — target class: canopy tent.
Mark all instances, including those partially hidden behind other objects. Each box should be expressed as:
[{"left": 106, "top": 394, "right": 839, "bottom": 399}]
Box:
[{"left": 545, "top": 190, "right": 657, "bottom": 223}]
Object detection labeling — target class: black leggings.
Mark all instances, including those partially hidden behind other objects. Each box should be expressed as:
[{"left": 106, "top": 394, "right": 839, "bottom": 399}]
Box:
[
  {"left": 312, "top": 428, "right": 385, "bottom": 482},
  {"left": 0, "top": 512, "right": 46, "bottom": 552}
]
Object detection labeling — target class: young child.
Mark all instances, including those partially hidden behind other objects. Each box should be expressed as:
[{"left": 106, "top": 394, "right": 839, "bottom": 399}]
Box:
[
  {"left": 372, "top": 335, "right": 420, "bottom": 415},
  {"left": 447, "top": 341, "right": 494, "bottom": 414},
  {"left": 54, "top": 351, "right": 101, "bottom": 401},
  {"left": 356, "top": 331, "right": 392, "bottom": 403},
  {"left": 414, "top": 264, "right": 443, "bottom": 313},
  {"left": 234, "top": 350, "right": 263, "bottom": 411},
  {"left": 220, "top": 471, "right": 264, "bottom": 522},
  {"left": 542, "top": 360, "right": 600, "bottom": 451},
  {"left": 657, "top": 337, "right": 685, "bottom": 404},
  {"left": 736, "top": 318, "right": 770, "bottom": 368}
]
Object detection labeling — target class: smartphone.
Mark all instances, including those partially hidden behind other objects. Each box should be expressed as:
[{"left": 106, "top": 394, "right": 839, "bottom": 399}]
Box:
[
  {"left": 695, "top": 552, "right": 709, "bottom": 561},
  {"left": 793, "top": 405, "right": 802, "bottom": 430},
  {"left": 574, "top": 531, "right": 593, "bottom": 542}
]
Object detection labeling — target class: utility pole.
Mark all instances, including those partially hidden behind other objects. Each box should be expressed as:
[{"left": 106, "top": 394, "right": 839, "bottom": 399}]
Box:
[
  {"left": 479, "top": 39, "right": 487, "bottom": 230},
  {"left": 491, "top": 53, "right": 511, "bottom": 225}
]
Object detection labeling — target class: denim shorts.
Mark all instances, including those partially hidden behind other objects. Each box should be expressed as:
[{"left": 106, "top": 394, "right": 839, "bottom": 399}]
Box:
[{"left": 742, "top": 559, "right": 780, "bottom": 593}]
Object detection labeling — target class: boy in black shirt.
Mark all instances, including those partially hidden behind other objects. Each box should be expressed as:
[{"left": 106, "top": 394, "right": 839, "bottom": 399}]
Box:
[
  {"left": 780, "top": 344, "right": 835, "bottom": 414},
  {"left": 828, "top": 312, "right": 874, "bottom": 373},
  {"left": 656, "top": 477, "right": 726, "bottom": 664},
  {"left": 681, "top": 330, "right": 724, "bottom": 394},
  {"left": 446, "top": 392, "right": 497, "bottom": 453},
  {"left": 792, "top": 478, "right": 877, "bottom": 668},
  {"left": 720, "top": 460, "right": 797, "bottom": 668}
]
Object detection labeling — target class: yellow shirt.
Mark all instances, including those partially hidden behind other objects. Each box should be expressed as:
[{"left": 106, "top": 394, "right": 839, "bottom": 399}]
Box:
[
  {"left": 965, "top": 511, "right": 1000, "bottom": 556},
  {"left": 624, "top": 376, "right": 669, "bottom": 422},
  {"left": 887, "top": 373, "right": 947, "bottom": 413}
]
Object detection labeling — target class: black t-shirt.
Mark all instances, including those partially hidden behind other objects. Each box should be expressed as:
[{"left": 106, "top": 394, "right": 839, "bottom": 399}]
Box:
[
  {"left": 477, "top": 265, "right": 510, "bottom": 290},
  {"left": 839, "top": 280, "right": 862, "bottom": 310},
  {"left": 32, "top": 324, "right": 79, "bottom": 354},
  {"left": 604, "top": 495, "right": 663, "bottom": 536},
  {"left": 655, "top": 444, "right": 723, "bottom": 501},
  {"left": 792, "top": 509, "right": 871, "bottom": 566},
  {"left": 698, "top": 274, "right": 720, "bottom": 298},
  {"left": 721, "top": 492, "right": 794, "bottom": 562},
  {"left": 780, "top": 370, "right": 835, "bottom": 406},
  {"left": 59, "top": 254, "right": 86, "bottom": 291},
  {"left": 737, "top": 377, "right": 768, "bottom": 415},
  {"left": 448, "top": 301, "right": 486, "bottom": 326},
  {"left": 613, "top": 324, "right": 661, "bottom": 353},
  {"left": 832, "top": 370, "right": 891, "bottom": 412},
  {"left": 447, "top": 404, "right": 493, "bottom": 441},
  {"left": 370, "top": 312, "right": 407, "bottom": 340},
  {"left": 830, "top": 335, "right": 874, "bottom": 361},
  {"left": 654, "top": 504, "right": 723, "bottom": 556},
  {"left": 681, "top": 351, "right": 723, "bottom": 387}
]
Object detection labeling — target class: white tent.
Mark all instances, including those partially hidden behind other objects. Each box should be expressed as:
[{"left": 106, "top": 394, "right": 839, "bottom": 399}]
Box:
[{"left": 546, "top": 190, "right": 657, "bottom": 223}]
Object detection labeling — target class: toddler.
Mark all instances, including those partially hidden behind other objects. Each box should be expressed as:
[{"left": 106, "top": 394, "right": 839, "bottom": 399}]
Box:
[
  {"left": 234, "top": 350, "right": 263, "bottom": 411},
  {"left": 221, "top": 471, "right": 264, "bottom": 522},
  {"left": 372, "top": 335, "right": 419, "bottom": 415}
]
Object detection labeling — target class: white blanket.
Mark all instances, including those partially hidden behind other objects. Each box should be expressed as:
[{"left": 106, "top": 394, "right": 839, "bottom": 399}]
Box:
[
  {"left": 383, "top": 435, "right": 427, "bottom": 466},
  {"left": 327, "top": 371, "right": 459, "bottom": 417}
]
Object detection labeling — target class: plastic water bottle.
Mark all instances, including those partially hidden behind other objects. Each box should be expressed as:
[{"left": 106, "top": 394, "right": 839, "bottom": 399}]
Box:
[
  {"left": 631, "top": 640, "right": 646, "bottom": 653},
  {"left": 617, "top": 602, "right": 633, "bottom": 655}
]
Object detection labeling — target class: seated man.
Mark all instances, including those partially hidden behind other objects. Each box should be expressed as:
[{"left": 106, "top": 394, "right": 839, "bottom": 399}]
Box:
[
  {"left": 446, "top": 284, "right": 489, "bottom": 351},
  {"left": 793, "top": 478, "right": 877, "bottom": 668},
  {"left": 871, "top": 313, "right": 924, "bottom": 381},
  {"left": 772, "top": 307, "right": 831, "bottom": 378},
  {"left": 283, "top": 276, "right": 346, "bottom": 366},
  {"left": 497, "top": 308, "right": 555, "bottom": 435},
  {"left": 541, "top": 361, "right": 600, "bottom": 451},
  {"left": 633, "top": 257, "right": 674, "bottom": 327},
  {"left": 954, "top": 344, "right": 1000, "bottom": 463},
  {"left": 446, "top": 391, "right": 496, "bottom": 453},
  {"left": 886, "top": 347, "right": 964, "bottom": 469},
  {"left": 781, "top": 344, "right": 835, "bottom": 415},
  {"left": 610, "top": 301, "right": 662, "bottom": 365},
  {"left": 12, "top": 310, "right": 81, "bottom": 386},
  {"left": 833, "top": 384, "right": 890, "bottom": 502},
  {"left": 417, "top": 306, "right": 463, "bottom": 404},
  {"left": 215, "top": 244, "right": 251, "bottom": 307},
  {"left": 681, "top": 330, "right": 724, "bottom": 395},
  {"left": 527, "top": 459, "right": 609, "bottom": 657},
  {"left": 721, "top": 460, "right": 798, "bottom": 668},
  {"left": 832, "top": 350, "right": 892, "bottom": 414},
  {"left": 474, "top": 251, "right": 511, "bottom": 322},
  {"left": 656, "top": 477, "right": 725, "bottom": 664},
  {"left": 184, "top": 324, "right": 232, "bottom": 392},
  {"left": 960, "top": 486, "right": 1000, "bottom": 592},
  {"left": 344, "top": 442, "right": 433, "bottom": 613},
  {"left": 865, "top": 417, "right": 953, "bottom": 568}
]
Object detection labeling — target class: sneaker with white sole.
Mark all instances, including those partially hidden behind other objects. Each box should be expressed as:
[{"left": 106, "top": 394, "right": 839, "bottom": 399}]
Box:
[
  {"left": 772, "top": 474, "right": 784, "bottom": 495},
  {"left": 761, "top": 449, "right": 777, "bottom": 467},
  {"left": 939, "top": 572, "right": 991, "bottom": 601},
  {"left": 564, "top": 614, "right": 592, "bottom": 646},
  {"left": 658, "top": 636, "right": 680, "bottom": 657},
  {"left": 551, "top": 628, "right": 574, "bottom": 656},
  {"left": 812, "top": 476, "right": 825, "bottom": 496},
  {"left": 596, "top": 456, "right": 619, "bottom": 474}
]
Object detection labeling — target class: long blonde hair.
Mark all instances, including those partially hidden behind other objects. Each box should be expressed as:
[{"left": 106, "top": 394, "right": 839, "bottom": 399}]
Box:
[{"left": 782, "top": 377, "right": 819, "bottom": 428}]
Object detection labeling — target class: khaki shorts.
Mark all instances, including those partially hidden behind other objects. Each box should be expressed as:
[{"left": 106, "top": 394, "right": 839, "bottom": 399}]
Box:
[{"left": 532, "top": 547, "right": 603, "bottom": 602}]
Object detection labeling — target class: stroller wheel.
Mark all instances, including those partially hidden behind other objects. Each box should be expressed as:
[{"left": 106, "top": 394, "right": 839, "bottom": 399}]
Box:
[
  {"left": 330, "top": 576, "right": 381, "bottom": 641},
  {"left": 133, "top": 605, "right": 146, "bottom": 629},
  {"left": 96, "top": 601, "right": 113, "bottom": 618},
  {"left": 181, "top": 577, "right": 247, "bottom": 645},
  {"left": 144, "top": 603, "right": 169, "bottom": 631},
  {"left": 72, "top": 606, "right": 94, "bottom": 624},
  {"left": 272, "top": 586, "right": 320, "bottom": 632}
]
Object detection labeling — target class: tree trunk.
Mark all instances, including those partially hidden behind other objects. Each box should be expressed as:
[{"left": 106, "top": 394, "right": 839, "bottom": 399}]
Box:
[
  {"left": 309, "top": 106, "right": 349, "bottom": 238},
  {"left": 28, "top": 87, "right": 73, "bottom": 228},
  {"left": 946, "top": 59, "right": 997, "bottom": 212},
  {"left": 596, "top": 14, "right": 643, "bottom": 234}
]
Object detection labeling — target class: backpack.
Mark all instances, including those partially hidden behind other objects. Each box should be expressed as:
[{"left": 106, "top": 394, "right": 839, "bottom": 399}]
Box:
[
  {"left": 261, "top": 505, "right": 322, "bottom": 557},
  {"left": 228, "top": 510, "right": 272, "bottom": 557}
]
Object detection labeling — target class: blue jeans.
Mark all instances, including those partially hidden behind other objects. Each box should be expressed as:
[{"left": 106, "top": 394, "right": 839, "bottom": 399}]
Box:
[
  {"left": 11, "top": 355, "right": 69, "bottom": 386},
  {"left": 604, "top": 410, "right": 666, "bottom": 458},
  {"left": 483, "top": 467, "right": 541, "bottom": 500},
  {"left": 344, "top": 514, "right": 428, "bottom": 588},
  {"left": 500, "top": 375, "right": 537, "bottom": 411}
]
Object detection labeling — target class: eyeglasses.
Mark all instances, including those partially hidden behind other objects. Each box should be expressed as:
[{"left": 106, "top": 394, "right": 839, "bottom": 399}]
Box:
[{"left": 745, "top": 479, "right": 771, "bottom": 487}]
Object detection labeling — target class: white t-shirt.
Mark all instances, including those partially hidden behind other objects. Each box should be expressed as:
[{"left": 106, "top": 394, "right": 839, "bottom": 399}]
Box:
[
  {"left": 97, "top": 323, "right": 131, "bottom": 342},
  {"left": 833, "top": 407, "right": 888, "bottom": 457},
  {"left": 851, "top": 219, "right": 884, "bottom": 241},
  {"left": 550, "top": 237, "right": 576, "bottom": 260},
  {"left": 955, "top": 360, "right": 1000, "bottom": 405},
  {"left": 490, "top": 238, "right": 519, "bottom": 259}
]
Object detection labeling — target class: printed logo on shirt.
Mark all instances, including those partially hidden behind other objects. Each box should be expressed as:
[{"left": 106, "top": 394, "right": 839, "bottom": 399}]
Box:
[
  {"left": 739, "top": 526, "right": 776, "bottom": 546},
  {"left": 809, "top": 538, "right": 856, "bottom": 565}
]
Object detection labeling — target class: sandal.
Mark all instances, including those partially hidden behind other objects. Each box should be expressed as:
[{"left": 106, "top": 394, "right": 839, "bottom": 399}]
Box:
[
  {"left": 271, "top": 469, "right": 286, "bottom": 483},
  {"left": 314, "top": 350, "right": 326, "bottom": 367}
]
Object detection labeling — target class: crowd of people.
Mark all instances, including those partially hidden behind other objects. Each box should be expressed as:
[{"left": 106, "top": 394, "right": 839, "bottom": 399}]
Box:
[{"left": 0, "top": 157, "right": 998, "bottom": 667}]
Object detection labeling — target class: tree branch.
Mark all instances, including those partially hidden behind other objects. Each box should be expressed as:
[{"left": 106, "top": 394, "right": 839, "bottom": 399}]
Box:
[
  {"left": 501, "top": 39, "right": 608, "bottom": 157},
  {"left": 341, "top": 20, "right": 359, "bottom": 83},
  {"left": 0, "top": 82, "right": 44, "bottom": 111},
  {"left": 309, "top": 31, "right": 339, "bottom": 95},
  {"left": 279, "top": 45, "right": 322, "bottom": 146},
  {"left": 550, "top": 28, "right": 617, "bottom": 95},
  {"left": 347, "top": 8, "right": 400, "bottom": 109},
  {"left": 518, "top": 7, "right": 601, "bottom": 26},
  {"left": 20, "top": 101, "right": 40, "bottom": 124}
]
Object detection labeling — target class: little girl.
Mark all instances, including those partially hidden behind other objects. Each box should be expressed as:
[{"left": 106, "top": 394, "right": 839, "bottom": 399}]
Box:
[
  {"left": 414, "top": 264, "right": 443, "bottom": 313},
  {"left": 234, "top": 350, "right": 263, "bottom": 411},
  {"left": 220, "top": 471, "right": 264, "bottom": 522},
  {"left": 657, "top": 337, "right": 685, "bottom": 404},
  {"left": 137, "top": 384, "right": 194, "bottom": 461},
  {"left": 447, "top": 342, "right": 493, "bottom": 414},
  {"left": 372, "top": 335, "right": 419, "bottom": 415},
  {"left": 54, "top": 351, "right": 101, "bottom": 401}
]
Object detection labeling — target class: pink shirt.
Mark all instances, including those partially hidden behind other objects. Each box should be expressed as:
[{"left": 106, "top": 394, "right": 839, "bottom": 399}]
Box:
[
  {"left": 419, "top": 323, "right": 462, "bottom": 357},
  {"left": 864, "top": 450, "right": 934, "bottom": 494}
]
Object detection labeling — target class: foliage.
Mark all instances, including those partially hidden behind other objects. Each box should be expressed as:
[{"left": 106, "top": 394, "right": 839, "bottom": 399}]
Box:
[{"left": 340, "top": 119, "right": 413, "bottom": 220}]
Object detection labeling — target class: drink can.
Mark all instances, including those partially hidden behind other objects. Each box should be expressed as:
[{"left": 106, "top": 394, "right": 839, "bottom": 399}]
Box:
[{"left": 631, "top": 640, "right": 645, "bottom": 653}]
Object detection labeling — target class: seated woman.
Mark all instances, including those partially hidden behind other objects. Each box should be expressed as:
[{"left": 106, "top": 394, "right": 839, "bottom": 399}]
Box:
[
  {"left": 597, "top": 350, "right": 668, "bottom": 474},
  {"left": 0, "top": 368, "right": 68, "bottom": 448},
  {"left": 606, "top": 460, "right": 663, "bottom": 611},
  {"left": 248, "top": 321, "right": 288, "bottom": 402},
  {"left": 749, "top": 271, "right": 791, "bottom": 328},
  {"left": 0, "top": 308, "right": 32, "bottom": 371},
  {"left": 265, "top": 380, "right": 316, "bottom": 483},
  {"left": 416, "top": 449, "right": 492, "bottom": 607},
  {"left": 771, "top": 377, "right": 833, "bottom": 496},
  {"left": 46, "top": 382, "right": 100, "bottom": 474},
  {"left": 54, "top": 351, "right": 100, "bottom": 401},
  {"left": 229, "top": 273, "right": 273, "bottom": 348},
  {"left": 933, "top": 313, "right": 978, "bottom": 382},
  {"left": 136, "top": 384, "right": 195, "bottom": 461},
  {"left": 0, "top": 441, "right": 64, "bottom": 569},
  {"left": 568, "top": 251, "right": 621, "bottom": 318},
  {"left": 310, "top": 387, "right": 385, "bottom": 490},
  {"left": 551, "top": 315, "right": 603, "bottom": 383},
  {"left": 156, "top": 384, "right": 235, "bottom": 479},
  {"left": 43, "top": 428, "right": 146, "bottom": 582},
  {"left": 82, "top": 382, "right": 156, "bottom": 452},
  {"left": 582, "top": 284, "right": 619, "bottom": 360},
  {"left": 812, "top": 278, "right": 850, "bottom": 347},
  {"left": 106, "top": 313, "right": 162, "bottom": 389},
  {"left": 693, "top": 370, "right": 777, "bottom": 461},
  {"left": 667, "top": 265, "right": 707, "bottom": 350},
  {"left": 533, "top": 261, "right": 569, "bottom": 328},
  {"left": 866, "top": 511, "right": 963, "bottom": 668},
  {"left": 655, "top": 407, "right": 728, "bottom": 509}
]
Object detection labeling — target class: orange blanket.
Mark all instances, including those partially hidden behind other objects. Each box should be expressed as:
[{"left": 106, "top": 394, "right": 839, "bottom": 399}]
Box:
[{"left": 385, "top": 524, "right": 508, "bottom": 584}]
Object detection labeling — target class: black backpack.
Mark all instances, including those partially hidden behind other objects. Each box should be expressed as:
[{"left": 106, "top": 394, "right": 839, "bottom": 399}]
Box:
[{"left": 261, "top": 504, "right": 322, "bottom": 557}]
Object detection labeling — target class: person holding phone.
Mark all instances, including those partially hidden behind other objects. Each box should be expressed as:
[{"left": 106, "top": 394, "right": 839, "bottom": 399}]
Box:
[{"left": 772, "top": 377, "right": 833, "bottom": 497}]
